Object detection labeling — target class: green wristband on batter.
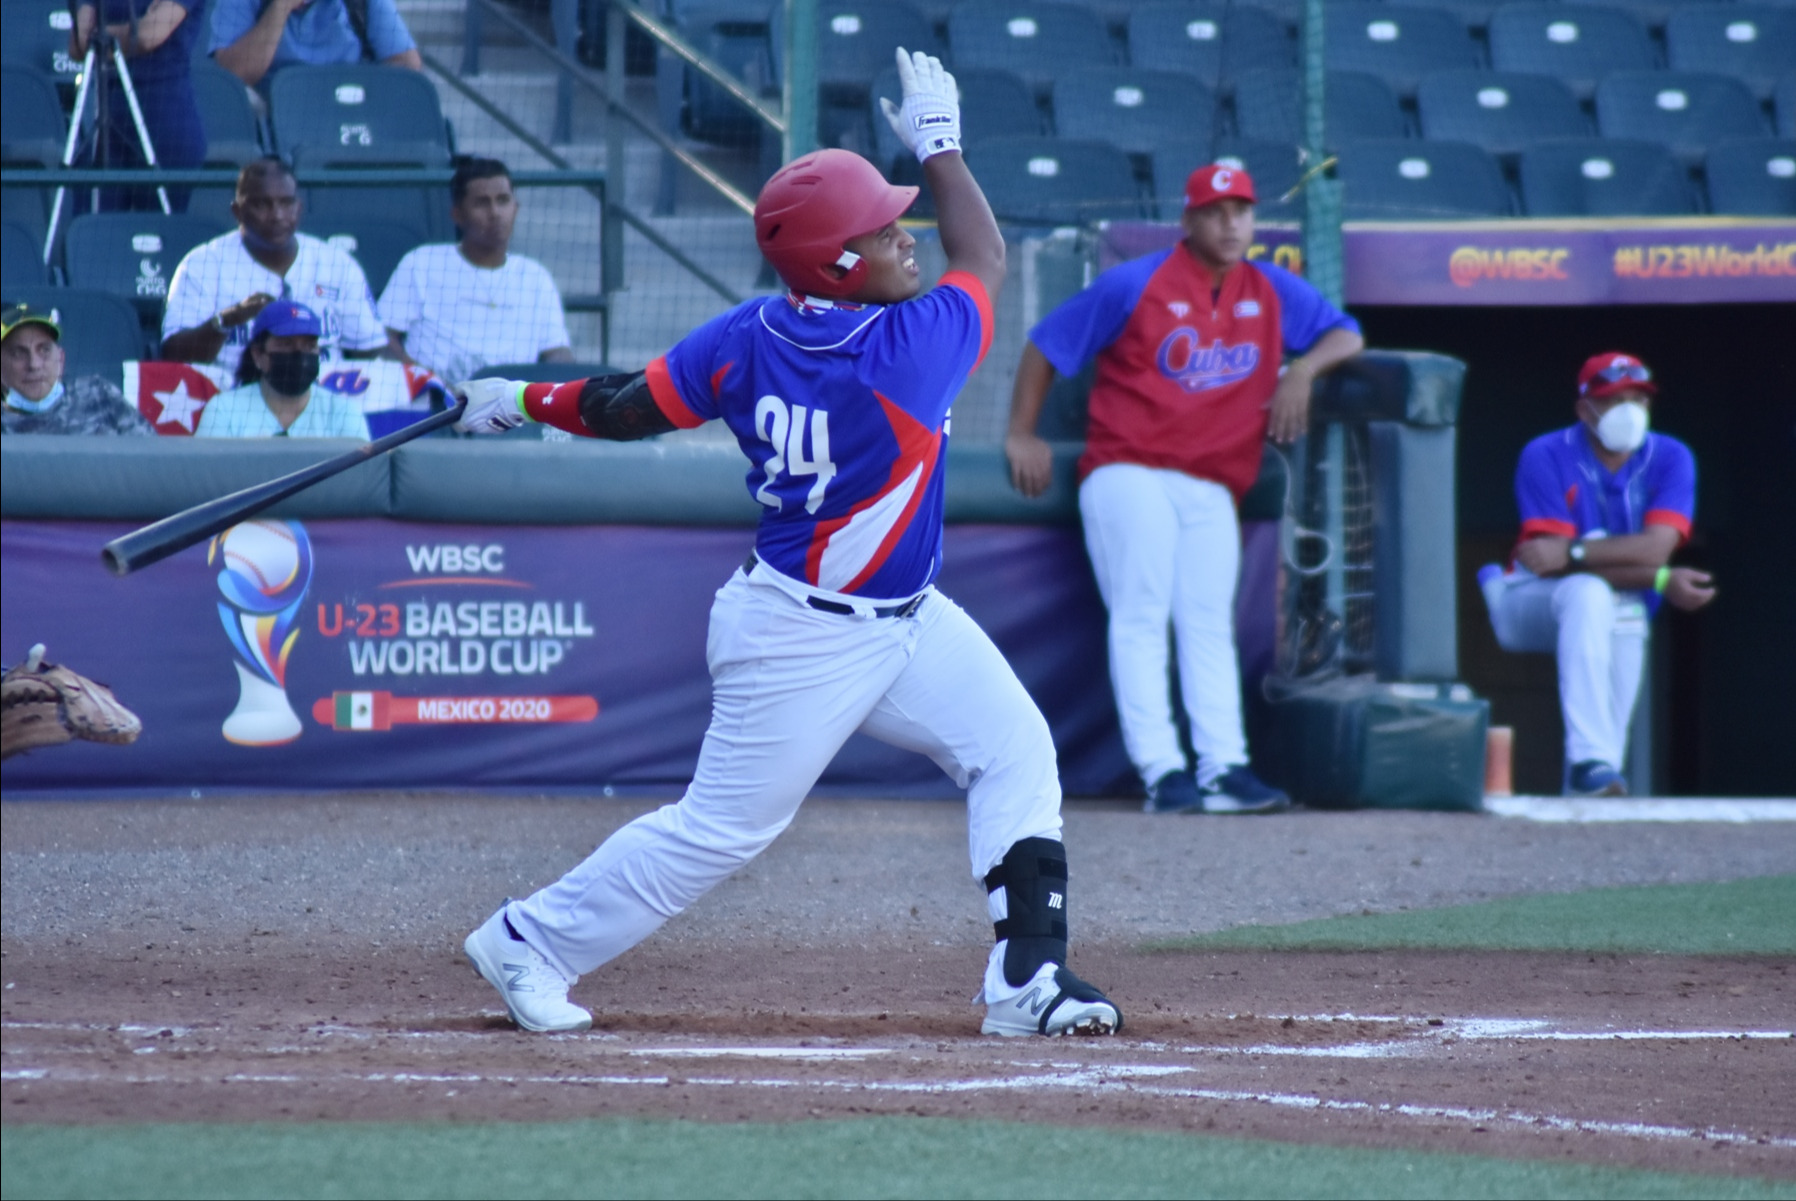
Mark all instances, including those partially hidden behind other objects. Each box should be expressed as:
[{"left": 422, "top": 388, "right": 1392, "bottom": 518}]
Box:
[
  {"left": 1654, "top": 565, "right": 1671, "bottom": 594},
  {"left": 514, "top": 382, "right": 531, "bottom": 420}
]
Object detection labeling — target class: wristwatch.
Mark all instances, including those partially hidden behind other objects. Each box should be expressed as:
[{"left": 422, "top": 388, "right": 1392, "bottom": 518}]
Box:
[{"left": 1567, "top": 538, "right": 1587, "bottom": 567}]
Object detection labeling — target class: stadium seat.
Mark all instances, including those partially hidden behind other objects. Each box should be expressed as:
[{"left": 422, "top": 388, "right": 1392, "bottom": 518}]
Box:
[
  {"left": 306, "top": 185, "right": 452, "bottom": 247},
  {"left": 1595, "top": 71, "right": 1766, "bottom": 164},
  {"left": 5, "top": 286, "right": 149, "bottom": 381},
  {"left": 1488, "top": 4, "right": 1657, "bottom": 102},
  {"left": 1233, "top": 68, "right": 1406, "bottom": 148},
  {"left": 1779, "top": 75, "right": 1796, "bottom": 138},
  {"left": 269, "top": 65, "right": 451, "bottom": 166},
  {"left": 1703, "top": 137, "right": 1796, "bottom": 214},
  {"left": 664, "top": 0, "right": 778, "bottom": 145},
  {"left": 0, "top": 0, "right": 82, "bottom": 84},
  {"left": 1149, "top": 138, "right": 1215, "bottom": 218},
  {"left": 1416, "top": 70, "right": 1589, "bottom": 158},
  {"left": 191, "top": 59, "right": 265, "bottom": 166},
  {"left": 2, "top": 68, "right": 68, "bottom": 167},
  {"left": 870, "top": 65, "right": 1040, "bottom": 169},
  {"left": 1336, "top": 138, "right": 1512, "bottom": 219},
  {"left": 1052, "top": 67, "right": 1218, "bottom": 157},
  {"left": 1238, "top": 0, "right": 1303, "bottom": 32},
  {"left": 1573, "top": 0, "right": 1718, "bottom": 34},
  {"left": 968, "top": 136, "right": 1144, "bottom": 226},
  {"left": 3, "top": 219, "right": 49, "bottom": 289},
  {"left": 947, "top": 1, "right": 1116, "bottom": 97},
  {"left": 1125, "top": 3, "right": 1294, "bottom": 89},
  {"left": 63, "top": 213, "right": 228, "bottom": 322},
  {"left": 1665, "top": 5, "right": 1796, "bottom": 101},
  {"left": 1210, "top": 137, "right": 1307, "bottom": 219},
  {"left": 1385, "top": 0, "right": 1507, "bottom": 33},
  {"left": 1324, "top": 3, "right": 1477, "bottom": 99},
  {"left": 814, "top": 1, "right": 940, "bottom": 93},
  {"left": 313, "top": 221, "right": 421, "bottom": 297},
  {"left": 1517, "top": 137, "right": 1694, "bottom": 215}
]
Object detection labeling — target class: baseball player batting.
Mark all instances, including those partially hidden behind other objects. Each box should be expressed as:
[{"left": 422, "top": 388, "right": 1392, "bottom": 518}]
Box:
[{"left": 450, "top": 49, "right": 1122, "bottom": 1039}]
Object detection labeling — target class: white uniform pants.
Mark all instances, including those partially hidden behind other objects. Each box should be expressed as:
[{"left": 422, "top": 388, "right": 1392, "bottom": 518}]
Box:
[
  {"left": 1079, "top": 463, "right": 1248, "bottom": 789},
  {"left": 1483, "top": 570, "right": 1647, "bottom": 774},
  {"left": 509, "top": 564, "right": 1064, "bottom": 989}
]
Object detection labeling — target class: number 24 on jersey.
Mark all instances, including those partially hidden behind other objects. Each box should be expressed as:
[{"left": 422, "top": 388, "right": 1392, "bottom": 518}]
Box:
[{"left": 754, "top": 395, "right": 837, "bottom": 514}]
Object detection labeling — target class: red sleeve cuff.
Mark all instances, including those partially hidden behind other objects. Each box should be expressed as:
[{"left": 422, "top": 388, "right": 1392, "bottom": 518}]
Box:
[
  {"left": 521, "top": 380, "right": 598, "bottom": 437},
  {"left": 938, "top": 270, "right": 995, "bottom": 369},
  {"left": 1520, "top": 517, "right": 1577, "bottom": 540},
  {"left": 1645, "top": 508, "right": 1692, "bottom": 543},
  {"left": 646, "top": 357, "right": 705, "bottom": 429}
]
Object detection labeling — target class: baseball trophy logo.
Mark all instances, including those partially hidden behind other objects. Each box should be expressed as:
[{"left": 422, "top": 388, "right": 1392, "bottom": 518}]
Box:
[{"left": 210, "top": 519, "right": 313, "bottom": 746}]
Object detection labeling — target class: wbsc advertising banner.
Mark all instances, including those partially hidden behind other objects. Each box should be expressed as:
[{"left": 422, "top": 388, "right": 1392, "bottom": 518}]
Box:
[
  {"left": 1100, "top": 220, "right": 1796, "bottom": 305},
  {"left": 0, "top": 519, "right": 1274, "bottom": 798}
]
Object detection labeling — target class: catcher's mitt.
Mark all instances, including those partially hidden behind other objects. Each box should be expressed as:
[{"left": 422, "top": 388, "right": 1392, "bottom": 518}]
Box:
[{"left": 1, "top": 644, "right": 141, "bottom": 760}]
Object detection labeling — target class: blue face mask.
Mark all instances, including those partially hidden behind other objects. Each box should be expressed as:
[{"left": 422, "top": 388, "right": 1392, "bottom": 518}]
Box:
[{"left": 5, "top": 380, "right": 64, "bottom": 413}]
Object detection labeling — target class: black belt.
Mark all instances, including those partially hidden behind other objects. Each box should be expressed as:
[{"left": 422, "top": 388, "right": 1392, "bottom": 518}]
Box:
[{"left": 743, "top": 552, "right": 926, "bottom": 619}]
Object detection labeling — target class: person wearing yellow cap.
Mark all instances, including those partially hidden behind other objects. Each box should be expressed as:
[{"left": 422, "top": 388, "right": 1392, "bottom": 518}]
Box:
[{"left": 1, "top": 303, "right": 153, "bottom": 436}]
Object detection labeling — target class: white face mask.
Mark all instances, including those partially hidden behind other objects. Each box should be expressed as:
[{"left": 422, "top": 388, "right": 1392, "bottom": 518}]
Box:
[{"left": 1594, "top": 400, "right": 1649, "bottom": 455}]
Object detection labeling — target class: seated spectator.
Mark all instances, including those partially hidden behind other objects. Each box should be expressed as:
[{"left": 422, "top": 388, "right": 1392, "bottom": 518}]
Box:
[
  {"left": 197, "top": 300, "right": 369, "bottom": 437},
  {"left": 211, "top": 0, "right": 420, "bottom": 90},
  {"left": 379, "top": 158, "right": 572, "bottom": 383},
  {"left": 162, "top": 157, "right": 392, "bottom": 378},
  {"left": 1, "top": 303, "right": 153, "bottom": 436},
  {"left": 1478, "top": 352, "right": 1716, "bottom": 797}
]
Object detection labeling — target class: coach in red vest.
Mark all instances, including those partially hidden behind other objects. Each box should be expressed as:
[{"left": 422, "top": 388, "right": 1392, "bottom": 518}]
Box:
[{"left": 1006, "top": 164, "right": 1363, "bottom": 814}]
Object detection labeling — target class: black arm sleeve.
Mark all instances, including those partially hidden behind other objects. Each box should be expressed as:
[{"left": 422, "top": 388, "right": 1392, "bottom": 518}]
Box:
[{"left": 575, "top": 372, "right": 677, "bottom": 441}]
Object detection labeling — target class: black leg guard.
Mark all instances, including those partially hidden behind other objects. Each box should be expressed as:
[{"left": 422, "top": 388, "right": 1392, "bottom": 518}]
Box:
[{"left": 984, "top": 837, "right": 1069, "bottom": 989}]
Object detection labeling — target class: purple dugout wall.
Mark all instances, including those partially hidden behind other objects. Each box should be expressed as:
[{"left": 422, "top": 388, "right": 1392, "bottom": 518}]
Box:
[{"left": 0, "top": 520, "right": 1279, "bottom": 798}]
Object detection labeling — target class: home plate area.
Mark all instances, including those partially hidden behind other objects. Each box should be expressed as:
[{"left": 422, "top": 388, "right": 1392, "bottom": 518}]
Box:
[{"left": 5, "top": 972, "right": 1791, "bottom": 1180}]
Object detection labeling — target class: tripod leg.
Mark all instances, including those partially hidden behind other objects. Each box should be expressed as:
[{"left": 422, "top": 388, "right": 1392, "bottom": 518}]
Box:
[
  {"left": 109, "top": 45, "right": 172, "bottom": 214},
  {"left": 45, "top": 47, "right": 99, "bottom": 264}
]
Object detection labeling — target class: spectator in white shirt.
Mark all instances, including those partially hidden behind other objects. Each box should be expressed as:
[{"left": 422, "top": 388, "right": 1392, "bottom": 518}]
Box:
[
  {"left": 162, "top": 157, "right": 394, "bottom": 378},
  {"left": 198, "top": 300, "right": 370, "bottom": 438},
  {"left": 379, "top": 157, "right": 572, "bottom": 384}
]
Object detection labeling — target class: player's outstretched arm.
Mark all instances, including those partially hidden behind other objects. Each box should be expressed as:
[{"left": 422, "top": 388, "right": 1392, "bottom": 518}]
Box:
[
  {"left": 881, "top": 48, "right": 1005, "bottom": 303},
  {"left": 1005, "top": 342, "right": 1057, "bottom": 497},
  {"left": 454, "top": 373, "right": 675, "bottom": 442}
]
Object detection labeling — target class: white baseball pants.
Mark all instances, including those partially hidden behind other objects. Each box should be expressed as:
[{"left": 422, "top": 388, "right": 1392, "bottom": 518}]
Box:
[
  {"left": 508, "top": 563, "right": 1064, "bottom": 991},
  {"left": 1482, "top": 570, "right": 1647, "bottom": 775},
  {"left": 1079, "top": 463, "right": 1249, "bottom": 789}
]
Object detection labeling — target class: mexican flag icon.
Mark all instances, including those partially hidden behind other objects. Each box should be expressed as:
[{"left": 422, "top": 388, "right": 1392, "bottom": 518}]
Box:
[{"left": 333, "top": 691, "right": 390, "bottom": 731}]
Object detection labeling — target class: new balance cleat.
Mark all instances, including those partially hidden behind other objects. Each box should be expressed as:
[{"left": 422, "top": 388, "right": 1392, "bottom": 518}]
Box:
[
  {"left": 982, "top": 963, "right": 1122, "bottom": 1037},
  {"left": 1568, "top": 760, "right": 1628, "bottom": 797},
  {"left": 1198, "top": 765, "right": 1291, "bottom": 814},
  {"left": 464, "top": 905, "right": 592, "bottom": 1033},
  {"left": 1143, "top": 769, "right": 1204, "bottom": 814}
]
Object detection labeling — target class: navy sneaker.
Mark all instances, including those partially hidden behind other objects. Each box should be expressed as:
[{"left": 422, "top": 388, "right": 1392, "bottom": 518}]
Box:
[
  {"left": 1199, "top": 765, "right": 1292, "bottom": 814},
  {"left": 1143, "top": 769, "right": 1204, "bottom": 814},
  {"left": 1568, "top": 760, "right": 1627, "bottom": 797}
]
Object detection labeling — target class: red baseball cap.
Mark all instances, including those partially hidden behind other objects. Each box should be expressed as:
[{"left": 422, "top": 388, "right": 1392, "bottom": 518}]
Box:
[
  {"left": 1577, "top": 351, "right": 1657, "bottom": 401},
  {"left": 1184, "top": 163, "right": 1258, "bottom": 209}
]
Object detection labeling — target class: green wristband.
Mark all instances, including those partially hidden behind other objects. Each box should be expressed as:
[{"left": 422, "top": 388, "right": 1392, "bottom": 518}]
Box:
[
  {"left": 1653, "top": 566, "right": 1671, "bottom": 594},
  {"left": 514, "top": 382, "right": 531, "bottom": 420}
]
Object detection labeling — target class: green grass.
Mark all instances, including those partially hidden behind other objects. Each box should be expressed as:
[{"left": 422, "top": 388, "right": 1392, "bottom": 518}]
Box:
[
  {"left": 1150, "top": 875, "right": 1796, "bottom": 955},
  {"left": 3, "top": 1118, "right": 1790, "bottom": 1200}
]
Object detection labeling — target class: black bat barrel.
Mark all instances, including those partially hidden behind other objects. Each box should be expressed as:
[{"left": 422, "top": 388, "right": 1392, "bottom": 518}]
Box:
[{"left": 100, "top": 404, "right": 465, "bottom": 577}]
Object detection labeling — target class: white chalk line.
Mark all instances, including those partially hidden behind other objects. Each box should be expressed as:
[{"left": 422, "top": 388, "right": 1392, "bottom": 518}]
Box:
[
  {"left": 1484, "top": 796, "right": 1796, "bottom": 823},
  {"left": 5, "top": 1063, "right": 1790, "bottom": 1150}
]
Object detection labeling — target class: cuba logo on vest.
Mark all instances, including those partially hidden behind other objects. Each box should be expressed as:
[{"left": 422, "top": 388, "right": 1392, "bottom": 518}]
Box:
[{"left": 1155, "top": 328, "right": 1260, "bottom": 393}]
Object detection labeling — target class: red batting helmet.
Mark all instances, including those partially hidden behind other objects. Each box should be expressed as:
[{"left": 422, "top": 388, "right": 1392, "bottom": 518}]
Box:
[{"left": 754, "top": 149, "right": 918, "bottom": 299}]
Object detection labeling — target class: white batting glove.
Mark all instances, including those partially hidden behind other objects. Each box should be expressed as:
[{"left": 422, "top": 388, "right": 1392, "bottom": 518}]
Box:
[
  {"left": 452, "top": 378, "right": 528, "bottom": 434},
  {"left": 879, "top": 47, "right": 961, "bottom": 163}
]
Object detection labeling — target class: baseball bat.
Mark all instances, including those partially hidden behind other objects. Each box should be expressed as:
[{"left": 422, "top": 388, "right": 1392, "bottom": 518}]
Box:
[{"left": 100, "top": 403, "right": 466, "bottom": 577}]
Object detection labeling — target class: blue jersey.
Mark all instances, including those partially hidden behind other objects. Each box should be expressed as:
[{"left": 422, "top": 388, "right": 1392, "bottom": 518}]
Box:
[
  {"left": 646, "top": 274, "right": 994, "bottom": 600},
  {"left": 1515, "top": 424, "right": 1696, "bottom": 612}
]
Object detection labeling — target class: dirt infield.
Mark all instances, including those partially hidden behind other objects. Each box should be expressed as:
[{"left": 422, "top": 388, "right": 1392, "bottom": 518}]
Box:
[{"left": 4, "top": 796, "right": 1793, "bottom": 1182}]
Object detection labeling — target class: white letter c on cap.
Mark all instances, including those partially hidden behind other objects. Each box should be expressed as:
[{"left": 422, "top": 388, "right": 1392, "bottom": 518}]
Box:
[{"left": 1212, "top": 168, "right": 1233, "bottom": 191}]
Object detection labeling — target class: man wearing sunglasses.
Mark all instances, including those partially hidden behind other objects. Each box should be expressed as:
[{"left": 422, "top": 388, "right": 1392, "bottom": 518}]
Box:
[{"left": 1478, "top": 352, "right": 1716, "bottom": 796}]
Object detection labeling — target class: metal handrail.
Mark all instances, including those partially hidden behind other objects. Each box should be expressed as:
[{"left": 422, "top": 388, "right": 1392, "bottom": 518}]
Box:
[
  {"left": 472, "top": 0, "right": 757, "bottom": 216},
  {"left": 613, "top": 0, "right": 785, "bottom": 134},
  {"left": 0, "top": 168, "right": 609, "bottom": 187}
]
